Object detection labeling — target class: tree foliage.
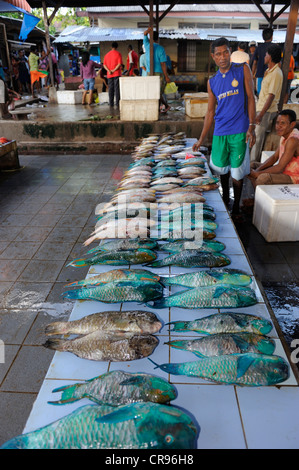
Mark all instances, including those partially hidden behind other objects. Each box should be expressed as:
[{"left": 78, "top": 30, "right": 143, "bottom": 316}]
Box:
[{"left": 1, "top": 7, "right": 90, "bottom": 35}]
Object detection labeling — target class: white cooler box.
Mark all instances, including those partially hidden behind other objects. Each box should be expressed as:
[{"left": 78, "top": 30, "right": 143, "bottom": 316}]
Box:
[
  {"left": 184, "top": 92, "right": 208, "bottom": 118},
  {"left": 120, "top": 99, "right": 159, "bottom": 121},
  {"left": 56, "top": 90, "right": 83, "bottom": 104},
  {"left": 253, "top": 184, "right": 299, "bottom": 242},
  {"left": 119, "top": 76, "right": 160, "bottom": 100}
]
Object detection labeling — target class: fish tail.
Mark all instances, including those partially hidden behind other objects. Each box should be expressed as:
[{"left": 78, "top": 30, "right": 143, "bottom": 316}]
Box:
[
  {"left": 145, "top": 298, "right": 168, "bottom": 309},
  {"left": 67, "top": 258, "right": 89, "bottom": 267},
  {"left": 143, "top": 260, "right": 162, "bottom": 267},
  {"left": 83, "top": 234, "right": 98, "bottom": 246},
  {"left": 159, "top": 276, "right": 171, "bottom": 286},
  {"left": 164, "top": 340, "right": 187, "bottom": 350},
  {"left": 61, "top": 289, "right": 85, "bottom": 300},
  {"left": 0, "top": 436, "right": 27, "bottom": 449},
  {"left": 147, "top": 358, "right": 160, "bottom": 369},
  {"left": 45, "top": 321, "right": 69, "bottom": 336},
  {"left": 48, "top": 383, "right": 83, "bottom": 405},
  {"left": 168, "top": 321, "right": 190, "bottom": 331},
  {"left": 150, "top": 360, "right": 183, "bottom": 376},
  {"left": 43, "top": 339, "right": 65, "bottom": 351}
]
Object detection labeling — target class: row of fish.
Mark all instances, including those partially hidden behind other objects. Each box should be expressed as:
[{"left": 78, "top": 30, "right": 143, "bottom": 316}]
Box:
[
  {"left": 44, "top": 310, "right": 161, "bottom": 362},
  {"left": 83, "top": 135, "right": 219, "bottom": 246},
  {"left": 2, "top": 133, "right": 288, "bottom": 450}
]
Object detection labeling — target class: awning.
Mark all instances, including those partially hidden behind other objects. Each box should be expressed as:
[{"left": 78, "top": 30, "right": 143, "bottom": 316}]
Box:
[
  {"left": 0, "top": 0, "right": 40, "bottom": 41},
  {"left": 0, "top": 0, "right": 31, "bottom": 12},
  {"left": 54, "top": 25, "right": 299, "bottom": 45}
]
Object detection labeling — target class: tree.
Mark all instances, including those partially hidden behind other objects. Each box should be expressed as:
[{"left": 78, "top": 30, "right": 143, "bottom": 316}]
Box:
[{"left": 31, "top": 7, "right": 90, "bottom": 35}]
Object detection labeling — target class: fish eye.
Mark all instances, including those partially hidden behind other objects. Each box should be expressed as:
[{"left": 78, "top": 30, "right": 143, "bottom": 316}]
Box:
[
  {"left": 165, "top": 434, "right": 174, "bottom": 444},
  {"left": 274, "top": 368, "right": 278, "bottom": 374}
]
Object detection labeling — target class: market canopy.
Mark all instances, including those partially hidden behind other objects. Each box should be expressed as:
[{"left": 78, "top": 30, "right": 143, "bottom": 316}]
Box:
[
  {"left": 0, "top": 0, "right": 40, "bottom": 40},
  {"left": 54, "top": 25, "right": 299, "bottom": 45}
]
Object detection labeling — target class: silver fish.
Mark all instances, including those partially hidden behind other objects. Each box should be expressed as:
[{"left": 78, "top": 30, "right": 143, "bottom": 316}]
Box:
[{"left": 44, "top": 331, "right": 159, "bottom": 362}]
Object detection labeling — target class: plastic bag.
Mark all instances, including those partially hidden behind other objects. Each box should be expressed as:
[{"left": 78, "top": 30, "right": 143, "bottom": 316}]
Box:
[{"left": 164, "top": 81, "right": 178, "bottom": 95}]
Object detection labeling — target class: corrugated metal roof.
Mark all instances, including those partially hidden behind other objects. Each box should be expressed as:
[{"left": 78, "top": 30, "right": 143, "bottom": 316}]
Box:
[
  {"left": 86, "top": 4, "right": 289, "bottom": 13},
  {"left": 54, "top": 26, "right": 297, "bottom": 44}
]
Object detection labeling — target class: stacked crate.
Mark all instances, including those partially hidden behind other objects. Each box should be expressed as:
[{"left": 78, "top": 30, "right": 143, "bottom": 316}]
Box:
[{"left": 119, "top": 76, "right": 160, "bottom": 121}]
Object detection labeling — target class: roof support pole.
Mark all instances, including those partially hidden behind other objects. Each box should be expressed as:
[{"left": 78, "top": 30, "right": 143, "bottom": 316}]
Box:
[
  {"left": 149, "top": 0, "right": 154, "bottom": 75},
  {"left": 41, "top": 0, "right": 63, "bottom": 90},
  {"left": 279, "top": 0, "right": 299, "bottom": 110}
]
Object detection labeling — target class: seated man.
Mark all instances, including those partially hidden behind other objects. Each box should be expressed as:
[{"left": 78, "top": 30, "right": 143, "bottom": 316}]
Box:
[{"left": 248, "top": 109, "right": 299, "bottom": 188}]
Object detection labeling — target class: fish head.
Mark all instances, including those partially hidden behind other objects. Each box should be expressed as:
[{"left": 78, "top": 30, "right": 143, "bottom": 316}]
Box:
[
  {"left": 252, "top": 335, "right": 276, "bottom": 355},
  {"left": 243, "top": 354, "right": 290, "bottom": 386},
  {"left": 250, "top": 317, "right": 273, "bottom": 335},
  {"left": 128, "top": 334, "right": 159, "bottom": 359},
  {"left": 135, "top": 403, "right": 199, "bottom": 449},
  {"left": 226, "top": 287, "right": 257, "bottom": 307},
  {"left": 146, "top": 376, "right": 178, "bottom": 403},
  {"left": 136, "top": 311, "right": 163, "bottom": 334}
]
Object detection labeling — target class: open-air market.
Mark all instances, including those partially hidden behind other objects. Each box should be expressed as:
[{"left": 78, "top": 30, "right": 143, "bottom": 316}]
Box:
[{"left": 0, "top": 0, "right": 299, "bottom": 452}]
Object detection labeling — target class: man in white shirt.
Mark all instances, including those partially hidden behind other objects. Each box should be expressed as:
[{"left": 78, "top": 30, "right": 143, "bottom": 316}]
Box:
[{"left": 231, "top": 42, "right": 250, "bottom": 64}]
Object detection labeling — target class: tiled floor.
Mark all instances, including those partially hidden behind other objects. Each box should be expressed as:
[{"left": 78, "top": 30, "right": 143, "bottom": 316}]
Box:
[
  {"left": 0, "top": 153, "right": 128, "bottom": 445},
  {"left": 0, "top": 149, "right": 299, "bottom": 448}
]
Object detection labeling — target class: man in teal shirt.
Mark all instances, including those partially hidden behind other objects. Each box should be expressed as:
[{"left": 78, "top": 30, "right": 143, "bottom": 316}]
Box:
[{"left": 143, "top": 27, "right": 171, "bottom": 113}]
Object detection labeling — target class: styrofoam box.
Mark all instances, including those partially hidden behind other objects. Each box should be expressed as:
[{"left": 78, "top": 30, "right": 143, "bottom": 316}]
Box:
[
  {"left": 119, "top": 76, "right": 160, "bottom": 100},
  {"left": 184, "top": 92, "right": 209, "bottom": 118},
  {"left": 56, "top": 90, "right": 83, "bottom": 105},
  {"left": 120, "top": 99, "right": 159, "bottom": 121},
  {"left": 99, "top": 92, "right": 109, "bottom": 104},
  {"left": 253, "top": 184, "right": 299, "bottom": 242},
  {"left": 261, "top": 150, "right": 275, "bottom": 164}
]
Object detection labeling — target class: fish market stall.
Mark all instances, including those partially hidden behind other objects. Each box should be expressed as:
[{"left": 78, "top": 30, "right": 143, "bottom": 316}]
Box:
[{"left": 4, "top": 136, "right": 299, "bottom": 450}]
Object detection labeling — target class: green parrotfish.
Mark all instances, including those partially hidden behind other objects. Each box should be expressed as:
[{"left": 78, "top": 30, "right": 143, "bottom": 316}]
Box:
[{"left": 1, "top": 402, "right": 198, "bottom": 449}]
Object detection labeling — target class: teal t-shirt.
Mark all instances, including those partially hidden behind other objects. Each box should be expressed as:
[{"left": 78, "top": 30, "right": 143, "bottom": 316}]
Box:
[{"left": 143, "top": 35, "right": 167, "bottom": 73}]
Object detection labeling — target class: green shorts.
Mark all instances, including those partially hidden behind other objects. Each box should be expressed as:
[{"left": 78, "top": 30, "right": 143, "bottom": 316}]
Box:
[{"left": 210, "top": 133, "right": 249, "bottom": 181}]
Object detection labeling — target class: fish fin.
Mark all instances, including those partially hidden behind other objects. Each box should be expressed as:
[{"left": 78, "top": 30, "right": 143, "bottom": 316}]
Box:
[
  {"left": 167, "top": 321, "right": 189, "bottom": 331},
  {"left": 61, "top": 290, "right": 83, "bottom": 300},
  {"left": 165, "top": 340, "right": 188, "bottom": 351},
  {"left": 147, "top": 358, "right": 160, "bottom": 369},
  {"left": 213, "top": 286, "right": 232, "bottom": 298},
  {"left": 64, "top": 280, "right": 85, "bottom": 287},
  {"left": 67, "top": 258, "right": 89, "bottom": 267},
  {"left": 47, "top": 397, "right": 80, "bottom": 406},
  {"left": 159, "top": 276, "right": 169, "bottom": 286},
  {"left": 43, "top": 339, "right": 63, "bottom": 351},
  {"left": 45, "top": 322, "right": 68, "bottom": 336},
  {"left": 145, "top": 299, "right": 167, "bottom": 309},
  {"left": 95, "top": 404, "right": 144, "bottom": 424},
  {"left": 119, "top": 377, "right": 145, "bottom": 386},
  {"left": 231, "top": 334, "right": 251, "bottom": 352},
  {"left": 236, "top": 354, "right": 256, "bottom": 379}
]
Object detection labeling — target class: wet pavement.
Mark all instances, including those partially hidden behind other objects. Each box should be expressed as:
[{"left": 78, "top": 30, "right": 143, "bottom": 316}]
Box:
[
  {"left": 0, "top": 151, "right": 298, "bottom": 446},
  {"left": 0, "top": 152, "right": 129, "bottom": 444}
]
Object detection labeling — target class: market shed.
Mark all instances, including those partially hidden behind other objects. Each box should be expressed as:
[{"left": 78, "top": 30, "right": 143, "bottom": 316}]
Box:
[{"left": 26, "top": 0, "right": 299, "bottom": 107}]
